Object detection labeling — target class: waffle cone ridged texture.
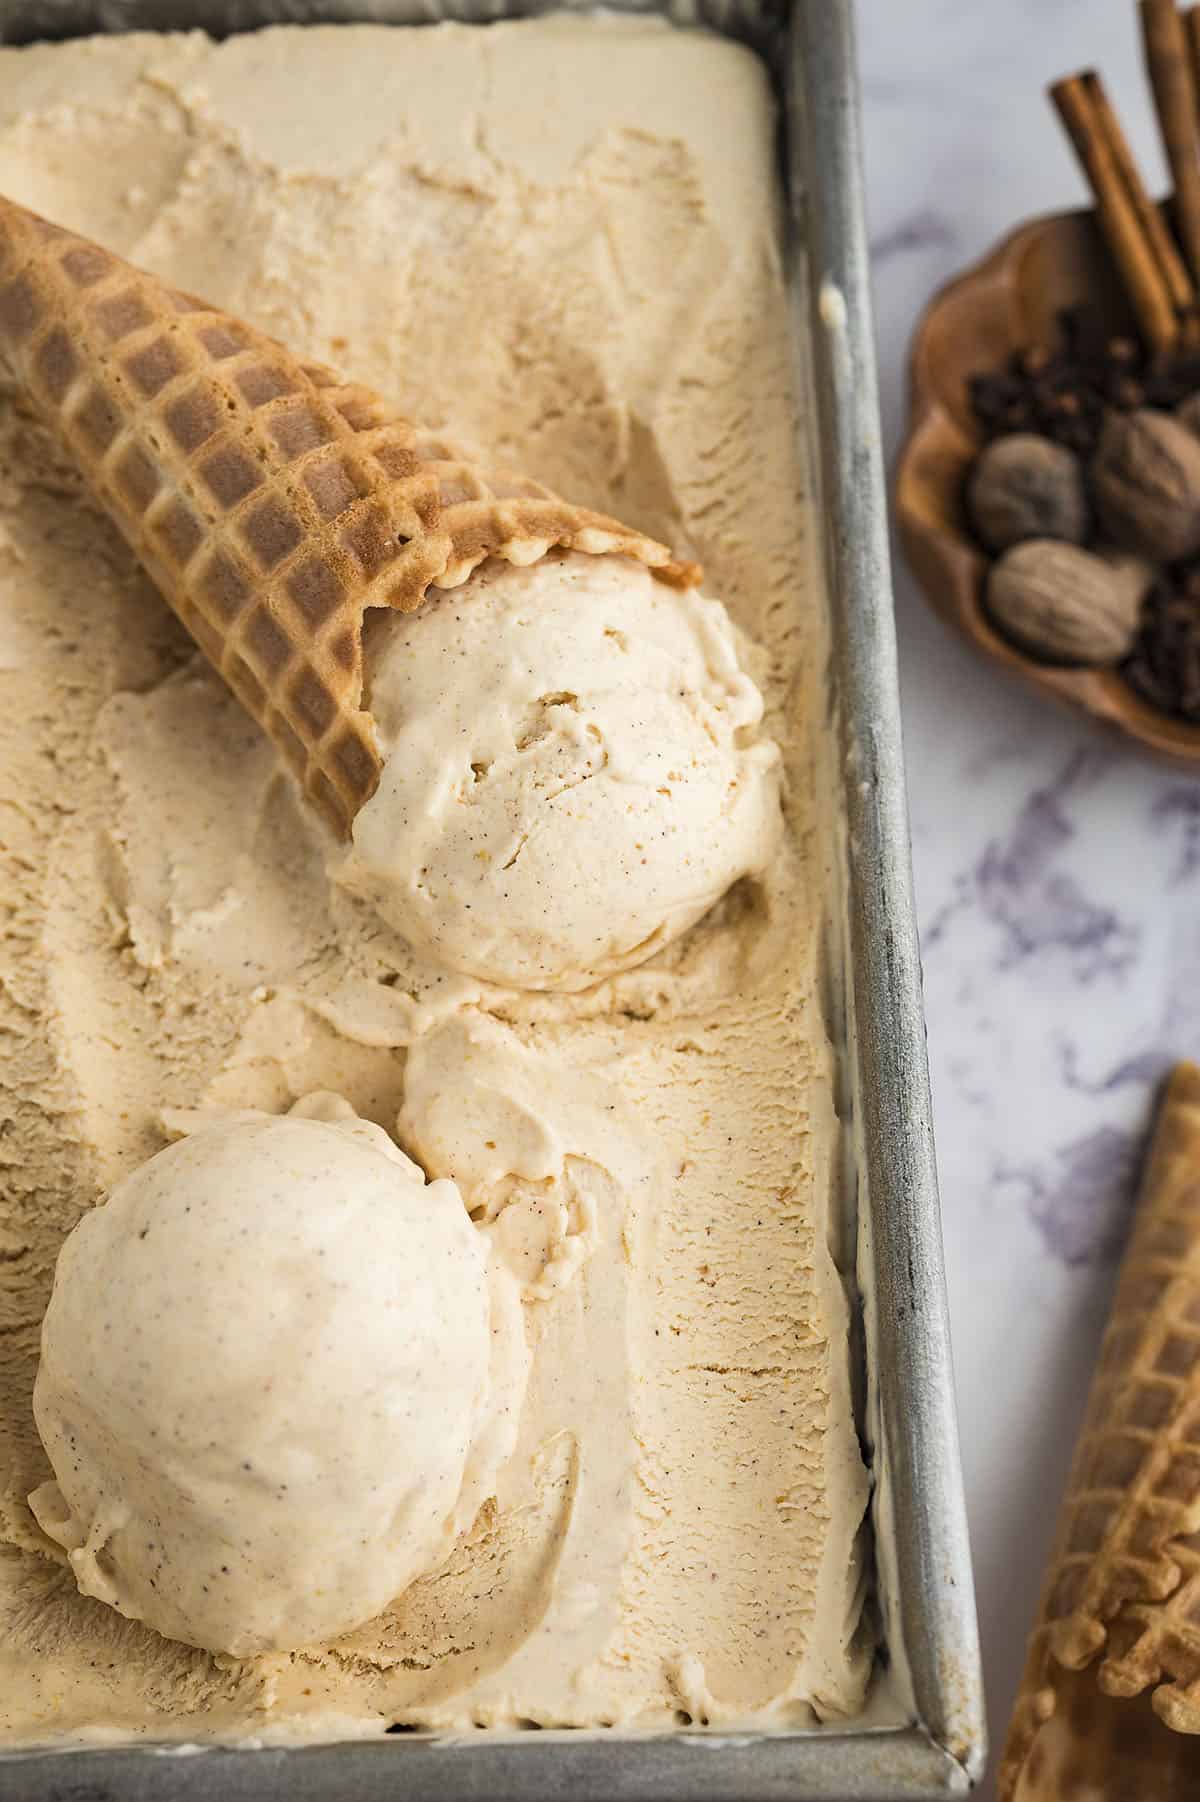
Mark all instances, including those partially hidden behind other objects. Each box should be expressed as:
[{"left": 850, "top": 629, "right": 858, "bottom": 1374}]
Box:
[
  {"left": 0, "top": 195, "right": 699, "bottom": 836},
  {"left": 1000, "top": 1062, "right": 1200, "bottom": 1800}
]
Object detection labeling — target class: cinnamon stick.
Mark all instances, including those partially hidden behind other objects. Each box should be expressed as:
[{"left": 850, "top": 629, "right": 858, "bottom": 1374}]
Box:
[
  {"left": 1084, "top": 71, "right": 1197, "bottom": 330},
  {"left": 1050, "top": 70, "right": 1190, "bottom": 354},
  {"left": 1140, "top": 0, "right": 1200, "bottom": 288},
  {"left": 1187, "top": 6, "right": 1200, "bottom": 107}
]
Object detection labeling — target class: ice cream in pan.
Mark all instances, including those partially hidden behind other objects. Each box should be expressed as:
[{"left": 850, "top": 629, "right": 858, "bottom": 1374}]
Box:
[
  {"left": 0, "top": 193, "right": 781, "bottom": 992},
  {"left": 31, "top": 1103, "right": 530, "bottom": 1658},
  {"left": 0, "top": 192, "right": 782, "bottom": 1653},
  {"left": 0, "top": 18, "right": 866, "bottom": 1740}
]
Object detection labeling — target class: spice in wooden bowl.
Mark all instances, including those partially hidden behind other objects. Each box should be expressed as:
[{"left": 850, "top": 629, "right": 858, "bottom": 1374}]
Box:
[
  {"left": 986, "top": 540, "right": 1150, "bottom": 666},
  {"left": 966, "top": 435, "right": 1090, "bottom": 552},
  {"left": 895, "top": 0, "right": 1200, "bottom": 764}
]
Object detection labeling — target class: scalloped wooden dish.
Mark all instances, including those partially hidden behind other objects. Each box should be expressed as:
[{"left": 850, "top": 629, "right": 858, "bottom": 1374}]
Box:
[{"left": 895, "top": 204, "right": 1200, "bottom": 765}]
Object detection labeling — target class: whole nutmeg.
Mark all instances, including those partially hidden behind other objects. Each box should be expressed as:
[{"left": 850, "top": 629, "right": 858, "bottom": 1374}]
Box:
[
  {"left": 985, "top": 540, "right": 1150, "bottom": 666},
  {"left": 966, "top": 433, "right": 1089, "bottom": 551},
  {"left": 1090, "top": 407, "right": 1200, "bottom": 560}
]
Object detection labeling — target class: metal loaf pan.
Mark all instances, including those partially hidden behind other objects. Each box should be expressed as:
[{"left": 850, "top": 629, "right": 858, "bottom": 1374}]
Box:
[{"left": 0, "top": 0, "right": 985, "bottom": 1795}]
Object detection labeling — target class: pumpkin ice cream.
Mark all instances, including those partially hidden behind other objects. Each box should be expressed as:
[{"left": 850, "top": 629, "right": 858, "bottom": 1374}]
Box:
[
  {"left": 0, "top": 15, "right": 869, "bottom": 1744},
  {"left": 345, "top": 553, "right": 782, "bottom": 990},
  {"left": 30, "top": 1109, "right": 528, "bottom": 1658}
]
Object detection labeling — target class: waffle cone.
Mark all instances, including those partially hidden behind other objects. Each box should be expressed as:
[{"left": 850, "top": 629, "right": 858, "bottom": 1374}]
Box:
[
  {"left": 1007, "top": 1668, "right": 1200, "bottom": 1800},
  {"left": 0, "top": 195, "right": 699, "bottom": 836},
  {"left": 1000, "top": 1062, "right": 1200, "bottom": 1800}
]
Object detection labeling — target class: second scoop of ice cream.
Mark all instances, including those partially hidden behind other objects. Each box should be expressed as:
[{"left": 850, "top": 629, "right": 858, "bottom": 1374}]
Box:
[
  {"left": 343, "top": 553, "right": 782, "bottom": 991},
  {"left": 29, "top": 1114, "right": 526, "bottom": 1657}
]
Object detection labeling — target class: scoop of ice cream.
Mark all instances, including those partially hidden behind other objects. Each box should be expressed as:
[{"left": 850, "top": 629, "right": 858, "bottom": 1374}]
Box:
[
  {"left": 400, "top": 1012, "right": 660, "bottom": 1298},
  {"left": 29, "top": 1113, "right": 527, "bottom": 1657},
  {"left": 341, "top": 553, "right": 782, "bottom": 991}
]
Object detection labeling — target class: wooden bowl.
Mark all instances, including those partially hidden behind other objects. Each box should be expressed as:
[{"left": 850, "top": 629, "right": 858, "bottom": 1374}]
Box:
[{"left": 894, "top": 205, "right": 1200, "bottom": 765}]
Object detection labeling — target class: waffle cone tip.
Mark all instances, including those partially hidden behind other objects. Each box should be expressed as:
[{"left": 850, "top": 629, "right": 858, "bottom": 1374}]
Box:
[
  {"left": 0, "top": 192, "right": 701, "bottom": 837},
  {"left": 1000, "top": 1061, "right": 1200, "bottom": 1798}
]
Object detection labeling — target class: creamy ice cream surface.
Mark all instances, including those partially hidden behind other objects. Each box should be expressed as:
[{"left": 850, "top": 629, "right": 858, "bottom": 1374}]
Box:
[
  {"left": 400, "top": 1010, "right": 658, "bottom": 1296},
  {"left": 0, "top": 14, "right": 873, "bottom": 1746},
  {"left": 30, "top": 1112, "right": 527, "bottom": 1657},
  {"left": 346, "top": 553, "right": 782, "bottom": 990}
]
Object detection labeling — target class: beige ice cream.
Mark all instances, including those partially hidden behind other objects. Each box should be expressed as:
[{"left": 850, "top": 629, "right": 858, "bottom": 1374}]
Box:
[
  {"left": 400, "top": 1010, "right": 654, "bottom": 1296},
  {"left": 30, "top": 1109, "right": 528, "bottom": 1657},
  {"left": 346, "top": 553, "right": 782, "bottom": 990},
  {"left": 0, "top": 14, "right": 872, "bottom": 1746}
]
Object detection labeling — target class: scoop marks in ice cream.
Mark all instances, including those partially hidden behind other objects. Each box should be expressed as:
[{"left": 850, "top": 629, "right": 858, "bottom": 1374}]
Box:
[
  {"left": 0, "top": 15, "right": 871, "bottom": 1739},
  {"left": 343, "top": 552, "right": 783, "bottom": 991},
  {"left": 401, "top": 1011, "right": 660, "bottom": 1298},
  {"left": 29, "top": 1114, "right": 527, "bottom": 1656}
]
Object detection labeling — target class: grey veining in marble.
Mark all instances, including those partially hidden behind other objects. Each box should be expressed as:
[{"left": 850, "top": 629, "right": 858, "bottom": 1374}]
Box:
[{"left": 858, "top": 0, "right": 1200, "bottom": 1790}]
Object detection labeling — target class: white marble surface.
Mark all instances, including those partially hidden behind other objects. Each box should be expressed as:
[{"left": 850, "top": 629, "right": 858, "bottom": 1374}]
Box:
[{"left": 856, "top": 0, "right": 1198, "bottom": 1792}]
